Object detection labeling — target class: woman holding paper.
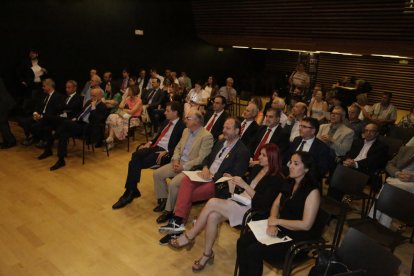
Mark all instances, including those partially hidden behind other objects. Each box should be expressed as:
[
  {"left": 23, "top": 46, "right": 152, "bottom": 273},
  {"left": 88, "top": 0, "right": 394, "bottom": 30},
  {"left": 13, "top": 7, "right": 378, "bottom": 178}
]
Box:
[
  {"left": 236, "top": 151, "right": 321, "bottom": 276},
  {"left": 168, "top": 143, "right": 285, "bottom": 272}
]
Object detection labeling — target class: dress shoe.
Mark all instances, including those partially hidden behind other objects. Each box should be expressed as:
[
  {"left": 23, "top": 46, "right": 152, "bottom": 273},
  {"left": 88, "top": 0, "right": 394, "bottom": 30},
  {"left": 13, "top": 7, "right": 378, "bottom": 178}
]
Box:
[
  {"left": 112, "top": 189, "right": 141, "bottom": 209},
  {"left": 35, "top": 141, "right": 47, "bottom": 148},
  {"left": 156, "top": 211, "right": 173, "bottom": 224},
  {"left": 50, "top": 159, "right": 66, "bottom": 171},
  {"left": 159, "top": 217, "right": 185, "bottom": 233},
  {"left": 0, "top": 141, "right": 16, "bottom": 149},
  {"left": 21, "top": 138, "right": 33, "bottom": 146},
  {"left": 38, "top": 150, "right": 53, "bottom": 160},
  {"left": 153, "top": 198, "right": 167, "bottom": 212}
]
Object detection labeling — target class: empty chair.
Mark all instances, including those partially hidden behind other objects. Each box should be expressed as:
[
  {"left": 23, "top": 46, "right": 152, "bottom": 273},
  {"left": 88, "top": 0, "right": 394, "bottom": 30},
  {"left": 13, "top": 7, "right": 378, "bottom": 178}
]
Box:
[{"left": 348, "top": 183, "right": 414, "bottom": 252}]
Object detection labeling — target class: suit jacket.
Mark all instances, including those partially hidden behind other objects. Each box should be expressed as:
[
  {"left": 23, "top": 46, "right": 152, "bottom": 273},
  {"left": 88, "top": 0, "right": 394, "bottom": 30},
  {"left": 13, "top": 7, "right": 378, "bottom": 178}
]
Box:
[
  {"left": 386, "top": 146, "right": 414, "bottom": 177},
  {"left": 317, "top": 123, "right": 354, "bottom": 156},
  {"left": 172, "top": 127, "right": 214, "bottom": 171},
  {"left": 201, "top": 139, "right": 250, "bottom": 182},
  {"left": 345, "top": 138, "right": 389, "bottom": 175},
  {"left": 63, "top": 93, "right": 83, "bottom": 120},
  {"left": 142, "top": 88, "right": 164, "bottom": 109},
  {"left": 36, "top": 91, "right": 65, "bottom": 117},
  {"left": 240, "top": 120, "right": 259, "bottom": 147},
  {"left": 151, "top": 119, "right": 185, "bottom": 154},
  {"left": 250, "top": 125, "right": 290, "bottom": 157},
  {"left": 287, "top": 136, "right": 332, "bottom": 177},
  {"left": 204, "top": 110, "right": 229, "bottom": 141},
  {"left": 81, "top": 100, "right": 109, "bottom": 125}
]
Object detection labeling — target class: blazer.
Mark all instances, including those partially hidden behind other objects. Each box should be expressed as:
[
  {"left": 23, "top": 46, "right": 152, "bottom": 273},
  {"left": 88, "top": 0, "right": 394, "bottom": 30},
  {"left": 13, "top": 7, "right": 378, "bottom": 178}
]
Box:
[
  {"left": 317, "top": 123, "right": 354, "bottom": 157},
  {"left": 151, "top": 119, "right": 185, "bottom": 154},
  {"left": 204, "top": 110, "right": 229, "bottom": 141},
  {"left": 345, "top": 138, "right": 389, "bottom": 175},
  {"left": 386, "top": 146, "right": 414, "bottom": 177},
  {"left": 201, "top": 139, "right": 250, "bottom": 182},
  {"left": 250, "top": 124, "right": 290, "bottom": 157},
  {"left": 142, "top": 88, "right": 164, "bottom": 109},
  {"left": 172, "top": 127, "right": 214, "bottom": 171},
  {"left": 240, "top": 120, "right": 259, "bottom": 147},
  {"left": 63, "top": 93, "right": 83, "bottom": 120},
  {"left": 36, "top": 91, "right": 65, "bottom": 117},
  {"left": 287, "top": 136, "right": 332, "bottom": 177},
  {"left": 81, "top": 100, "right": 109, "bottom": 126}
]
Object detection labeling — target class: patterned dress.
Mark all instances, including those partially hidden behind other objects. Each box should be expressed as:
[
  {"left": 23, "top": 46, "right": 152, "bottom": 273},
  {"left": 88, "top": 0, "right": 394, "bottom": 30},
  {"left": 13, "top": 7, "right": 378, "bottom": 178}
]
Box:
[{"left": 106, "top": 97, "right": 142, "bottom": 140}]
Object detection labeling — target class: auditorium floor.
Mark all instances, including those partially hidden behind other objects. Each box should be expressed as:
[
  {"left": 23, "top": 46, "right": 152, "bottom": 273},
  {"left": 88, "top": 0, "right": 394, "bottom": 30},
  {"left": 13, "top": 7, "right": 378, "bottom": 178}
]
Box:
[{"left": 0, "top": 122, "right": 412, "bottom": 275}]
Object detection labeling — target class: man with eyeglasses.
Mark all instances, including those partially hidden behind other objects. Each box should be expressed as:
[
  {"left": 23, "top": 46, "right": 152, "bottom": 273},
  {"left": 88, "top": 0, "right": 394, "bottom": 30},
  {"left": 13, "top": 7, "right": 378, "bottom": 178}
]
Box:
[
  {"left": 317, "top": 106, "right": 354, "bottom": 158},
  {"left": 204, "top": 95, "right": 229, "bottom": 142},
  {"left": 153, "top": 110, "right": 214, "bottom": 223},
  {"left": 285, "top": 117, "right": 332, "bottom": 179}
]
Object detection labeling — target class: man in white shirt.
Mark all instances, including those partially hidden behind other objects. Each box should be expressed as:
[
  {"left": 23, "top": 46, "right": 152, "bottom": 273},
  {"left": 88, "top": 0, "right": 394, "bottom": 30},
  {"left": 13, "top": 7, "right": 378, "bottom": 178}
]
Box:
[
  {"left": 286, "top": 101, "right": 307, "bottom": 142},
  {"left": 240, "top": 102, "right": 259, "bottom": 147}
]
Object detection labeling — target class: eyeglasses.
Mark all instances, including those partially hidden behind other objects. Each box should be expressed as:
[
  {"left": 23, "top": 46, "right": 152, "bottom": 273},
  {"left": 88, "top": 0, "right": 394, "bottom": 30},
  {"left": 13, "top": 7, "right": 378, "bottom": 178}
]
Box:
[
  {"left": 299, "top": 125, "right": 314, "bottom": 129},
  {"left": 185, "top": 116, "right": 195, "bottom": 121}
]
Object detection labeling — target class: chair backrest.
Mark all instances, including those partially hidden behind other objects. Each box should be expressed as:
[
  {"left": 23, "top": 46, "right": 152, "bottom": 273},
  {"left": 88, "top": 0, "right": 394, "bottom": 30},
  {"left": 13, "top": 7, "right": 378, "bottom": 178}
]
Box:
[
  {"left": 330, "top": 165, "right": 370, "bottom": 196},
  {"left": 310, "top": 208, "right": 331, "bottom": 238},
  {"left": 378, "top": 136, "right": 404, "bottom": 160},
  {"left": 389, "top": 126, "right": 414, "bottom": 144},
  {"left": 375, "top": 183, "right": 414, "bottom": 225},
  {"left": 337, "top": 228, "right": 401, "bottom": 276}
]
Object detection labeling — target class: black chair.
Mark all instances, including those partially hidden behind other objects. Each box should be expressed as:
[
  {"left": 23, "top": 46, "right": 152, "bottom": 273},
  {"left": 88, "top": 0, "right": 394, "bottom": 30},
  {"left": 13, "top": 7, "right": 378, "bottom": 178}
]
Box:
[
  {"left": 306, "top": 228, "right": 401, "bottom": 276},
  {"left": 78, "top": 123, "right": 109, "bottom": 165},
  {"left": 378, "top": 135, "right": 404, "bottom": 160},
  {"left": 324, "top": 164, "right": 371, "bottom": 218},
  {"left": 233, "top": 208, "right": 334, "bottom": 276},
  {"left": 348, "top": 183, "right": 414, "bottom": 252},
  {"left": 127, "top": 115, "right": 149, "bottom": 152},
  {"left": 388, "top": 126, "right": 414, "bottom": 144}
]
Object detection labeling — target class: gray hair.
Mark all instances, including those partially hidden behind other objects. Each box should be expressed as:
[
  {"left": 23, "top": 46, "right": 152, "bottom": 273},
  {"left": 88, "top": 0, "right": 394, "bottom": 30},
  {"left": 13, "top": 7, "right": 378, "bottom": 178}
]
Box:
[
  {"left": 193, "top": 111, "right": 204, "bottom": 126},
  {"left": 43, "top": 78, "right": 55, "bottom": 88},
  {"left": 66, "top": 80, "right": 78, "bottom": 88}
]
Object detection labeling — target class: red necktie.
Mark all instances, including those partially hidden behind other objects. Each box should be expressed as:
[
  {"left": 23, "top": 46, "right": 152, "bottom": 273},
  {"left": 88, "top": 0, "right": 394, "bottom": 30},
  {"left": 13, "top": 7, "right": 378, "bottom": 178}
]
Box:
[
  {"left": 240, "top": 121, "right": 247, "bottom": 135},
  {"left": 152, "top": 122, "right": 173, "bottom": 148},
  {"left": 206, "top": 113, "right": 217, "bottom": 131},
  {"left": 253, "top": 128, "right": 271, "bottom": 160}
]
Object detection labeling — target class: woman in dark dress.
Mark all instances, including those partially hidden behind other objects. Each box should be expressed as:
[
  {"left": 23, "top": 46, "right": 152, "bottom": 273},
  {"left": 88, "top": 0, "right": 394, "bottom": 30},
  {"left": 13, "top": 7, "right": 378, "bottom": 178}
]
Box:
[
  {"left": 168, "top": 144, "right": 286, "bottom": 272},
  {"left": 237, "top": 151, "right": 321, "bottom": 276}
]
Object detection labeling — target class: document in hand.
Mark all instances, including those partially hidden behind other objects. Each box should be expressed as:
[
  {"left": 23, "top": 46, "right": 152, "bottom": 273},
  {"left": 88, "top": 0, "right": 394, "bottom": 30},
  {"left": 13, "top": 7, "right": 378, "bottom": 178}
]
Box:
[
  {"left": 247, "top": 219, "right": 292, "bottom": 245},
  {"left": 231, "top": 193, "right": 251, "bottom": 206},
  {"left": 183, "top": 171, "right": 212, "bottom": 182}
]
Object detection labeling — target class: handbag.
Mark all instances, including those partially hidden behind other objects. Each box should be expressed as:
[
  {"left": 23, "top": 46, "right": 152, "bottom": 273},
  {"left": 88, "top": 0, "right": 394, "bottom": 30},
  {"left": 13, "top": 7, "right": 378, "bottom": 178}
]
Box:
[
  {"left": 308, "top": 250, "right": 366, "bottom": 276},
  {"left": 215, "top": 182, "right": 231, "bottom": 199}
]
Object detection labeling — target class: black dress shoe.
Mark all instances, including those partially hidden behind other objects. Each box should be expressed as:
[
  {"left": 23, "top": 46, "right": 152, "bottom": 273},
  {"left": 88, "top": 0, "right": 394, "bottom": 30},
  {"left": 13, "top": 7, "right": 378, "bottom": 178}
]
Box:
[
  {"left": 112, "top": 189, "right": 141, "bottom": 209},
  {"left": 156, "top": 211, "right": 173, "bottom": 224},
  {"left": 38, "top": 150, "right": 53, "bottom": 160},
  {"left": 153, "top": 198, "right": 167, "bottom": 212},
  {"left": 50, "top": 159, "right": 66, "bottom": 171}
]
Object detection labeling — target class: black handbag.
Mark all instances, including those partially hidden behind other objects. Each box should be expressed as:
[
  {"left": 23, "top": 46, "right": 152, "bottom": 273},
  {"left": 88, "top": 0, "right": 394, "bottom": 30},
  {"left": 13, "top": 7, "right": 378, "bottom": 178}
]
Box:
[{"left": 215, "top": 182, "right": 231, "bottom": 199}]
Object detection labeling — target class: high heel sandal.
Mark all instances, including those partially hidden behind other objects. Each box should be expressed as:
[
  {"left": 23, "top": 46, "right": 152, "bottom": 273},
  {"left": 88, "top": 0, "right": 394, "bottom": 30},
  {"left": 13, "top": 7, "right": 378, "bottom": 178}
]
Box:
[
  {"left": 168, "top": 233, "right": 194, "bottom": 250},
  {"left": 192, "top": 251, "right": 214, "bottom": 272}
]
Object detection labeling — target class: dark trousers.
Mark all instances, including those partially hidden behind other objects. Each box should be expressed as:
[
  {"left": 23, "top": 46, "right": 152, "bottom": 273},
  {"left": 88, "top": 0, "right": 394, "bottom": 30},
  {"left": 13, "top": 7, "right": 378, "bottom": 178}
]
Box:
[
  {"left": 124, "top": 146, "right": 163, "bottom": 191},
  {"left": 0, "top": 119, "right": 16, "bottom": 145},
  {"left": 237, "top": 231, "right": 293, "bottom": 276},
  {"left": 18, "top": 116, "right": 44, "bottom": 140}
]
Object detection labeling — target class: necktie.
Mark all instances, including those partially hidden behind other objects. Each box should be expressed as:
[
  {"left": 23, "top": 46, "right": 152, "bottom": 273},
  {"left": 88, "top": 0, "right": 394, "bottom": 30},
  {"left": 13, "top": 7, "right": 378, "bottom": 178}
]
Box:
[
  {"left": 42, "top": 94, "right": 51, "bottom": 114},
  {"left": 78, "top": 105, "right": 92, "bottom": 123},
  {"left": 253, "top": 128, "right": 272, "bottom": 160},
  {"left": 147, "top": 89, "right": 156, "bottom": 104},
  {"left": 240, "top": 121, "right": 247, "bottom": 135},
  {"left": 152, "top": 122, "right": 173, "bottom": 148},
  {"left": 206, "top": 113, "right": 218, "bottom": 131},
  {"left": 297, "top": 140, "right": 306, "bottom": 151}
]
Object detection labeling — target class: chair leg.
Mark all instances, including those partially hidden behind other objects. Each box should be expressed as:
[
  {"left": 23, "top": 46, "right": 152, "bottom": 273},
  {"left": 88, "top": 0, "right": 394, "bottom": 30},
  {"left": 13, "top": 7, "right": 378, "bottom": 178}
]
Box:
[
  {"left": 105, "top": 141, "right": 109, "bottom": 157},
  {"left": 127, "top": 134, "right": 130, "bottom": 152},
  {"left": 233, "top": 258, "right": 239, "bottom": 276},
  {"left": 82, "top": 138, "right": 85, "bottom": 165},
  {"left": 143, "top": 123, "right": 148, "bottom": 142}
]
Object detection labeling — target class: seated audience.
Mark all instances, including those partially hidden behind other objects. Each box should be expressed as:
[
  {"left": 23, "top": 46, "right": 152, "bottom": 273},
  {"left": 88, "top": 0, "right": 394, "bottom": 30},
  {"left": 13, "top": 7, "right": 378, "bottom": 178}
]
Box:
[
  {"left": 250, "top": 96, "right": 264, "bottom": 125},
  {"left": 361, "top": 92, "right": 397, "bottom": 134},
  {"left": 105, "top": 83, "right": 143, "bottom": 150},
  {"left": 239, "top": 102, "right": 259, "bottom": 147},
  {"left": 397, "top": 103, "right": 414, "bottom": 128},
  {"left": 137, "top": 69, "right": 149, "bottom": 93},
  {"left": 168, "top": 144, "right": 285, "bottom": 272},
  {"left": 308, "top": 89, "right": 328, "bottom": 123},
  {"left": 263, "top": 89, "right": 279, "bottom": 116},
  {"left": 119, "top": 68, "right": 130, "bottom": 94},
  {"left": 158, "top": 117, "right": 250, "bottom": 233},
  {"left": 111, "top": 102, "right": 185, "bottom": 209},
  {"left": 250, "top": 108, "right": 289, "bottom": 163},
  {"left": 237, "top": 151, "right": 321, "bottom": 276},
  {"left": 204, "top": 95, "right": 229, "bottom": 142},
  {"left": 184, "top": 81, "right": 206, "bottom": 116},
  {"left": 178, "top": 71, "right": 192, "bottom": 92},
  {"left": 82, "top": 74, "right": 104, "bottom": 106},
  {"left": 80, "top": 68, "right": 97, "bottom": 100},
  {"left": 271, "top": 97, "right": 288, "bottom": 127},
  {"left": 142, "top": 78, "right": 165, "bottom": 133},
  {"left": 218, "top": 77, "right": 237, "bottom": 103},
  {"left": 369, "top": 144, "right": 414, "bottom": 227},
  {"left": 317, "top": 106, "right": 354, "bottom": 158},
  {"left": 203, "top": 75, "right": 218, "bottom": 101},
  {"left": 102, "top": 72, "right": 122, "bottom": 113},
  {"left": 153, "top": 110, "right": 214, "bottom": 222},
  {"left": 355, "top": 93, "right": 371, "bottom": 121},
  {"left": 346, "top": 104, "right": 365, "bottom": 139},
  {"left": 285, "top": 101, "right": 307, "bottom": 142},
  {"left": 44, "top": 87, "right": 109, "bottom": 170}
]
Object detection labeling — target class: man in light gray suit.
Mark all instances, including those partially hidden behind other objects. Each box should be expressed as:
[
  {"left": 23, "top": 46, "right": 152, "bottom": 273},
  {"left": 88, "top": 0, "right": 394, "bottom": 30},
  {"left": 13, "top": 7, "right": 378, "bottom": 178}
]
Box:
[
  {"left": 317, "top": 106, "right": 354, "bottom": 158},
  {"left": 153, "top": 110, "right": 214, "bottom": 223}
]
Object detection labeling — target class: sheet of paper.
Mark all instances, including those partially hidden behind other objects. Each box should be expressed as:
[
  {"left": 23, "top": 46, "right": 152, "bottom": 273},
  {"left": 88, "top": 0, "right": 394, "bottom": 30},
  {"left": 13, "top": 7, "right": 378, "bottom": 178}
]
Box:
[
  {"left": 215, "top": 176, "right": 233, "bottom": 183},
  {"left": 231, "top": 194, "right": 251, "bottom": 206},
  {"left": 247, "top": 219, "right": 292, "bottom": 245},
  {"left": 183, "top": 171, "right": 212, "bottom": 182}
]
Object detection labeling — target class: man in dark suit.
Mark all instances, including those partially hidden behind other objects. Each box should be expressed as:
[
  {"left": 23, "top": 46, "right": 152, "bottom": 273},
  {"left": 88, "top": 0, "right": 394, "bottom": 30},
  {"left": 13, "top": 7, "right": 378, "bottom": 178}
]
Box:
[
  {"left": 240, "top": 102, "right": 259, "bottom": 147},
  {"left": 142, "top": 78, "right": 165, "bottom": 133},
  {"left": 250, "top": 108, "right": 289, "bottom": 162},
  {"left": 19, "top": 78, "right": 64, "bottom": 146},
  {"left": 45, "top": 87, "right": 109, "bottom": 170},
  {"left": 0, "top": 78, "right": 17, "bottom": 149},
  {"left": 286, "top": 117, "right": 332, "bottom": 179},
  {"left": 137, "top": 69, "right": 149, "bottom": 93},
  {"left": 112, "top": 102, "right": 186, "bottom": 209},
  {"left": 158, "top": 117, "right": 250, "bottom": 233},
  {"left": 204, "top": 95, "right": 229, "bottom": 142}
]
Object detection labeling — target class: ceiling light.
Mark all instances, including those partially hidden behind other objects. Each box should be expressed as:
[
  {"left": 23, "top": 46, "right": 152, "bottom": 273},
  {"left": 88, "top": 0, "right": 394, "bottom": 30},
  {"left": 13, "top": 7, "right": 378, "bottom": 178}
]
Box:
[
  {"left": 371, "top": 54, "right": 412, "bottom": 59},
  {"left": 232, "top": 46, "right": 249, "bottom": 49}
]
